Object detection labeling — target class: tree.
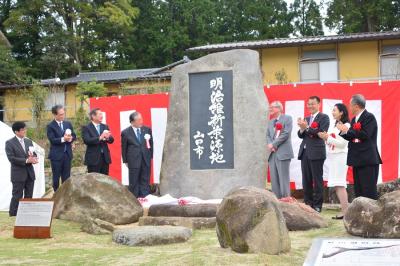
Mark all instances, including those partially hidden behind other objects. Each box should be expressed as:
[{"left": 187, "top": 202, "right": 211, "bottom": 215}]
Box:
[
  {"left": 129, "top": 0, "right": 293, "bottom": 68},
  {"left": 0, "top": 43, "right": 27, "bottom": 83},
  {"left": 3, "top": 0, "right": 139, "bottom": 79},
  {"left": 24, "top": 82, "right": 49, "bottom": 136},
  {"left": 76, "top": 81, "right": 107, "bottom": 108},
  {"left": 326, "top": 0, "right": 400, "bottom": 33},
  {"left": 290, "top": 0, "right": 324, "bottom": 36}
]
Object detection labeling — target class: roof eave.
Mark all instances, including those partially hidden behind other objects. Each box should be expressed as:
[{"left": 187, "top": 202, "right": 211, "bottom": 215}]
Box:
[{"left": 187, "top": 33, "right": 400, "bottom": 53}]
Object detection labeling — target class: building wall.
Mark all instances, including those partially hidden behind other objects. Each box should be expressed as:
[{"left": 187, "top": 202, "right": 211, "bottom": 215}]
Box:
[
  {"left": 260, "top": 47, "right": 299, "bottom": 84},
  {"left": 2, "top": 79, "right": 171, "bottom": 124},
  {"left": 260, "top": 39, "right": 400, "bottom": 84},
  {"left": 338, "top": 41, "right": 379, "bottom": 80}
]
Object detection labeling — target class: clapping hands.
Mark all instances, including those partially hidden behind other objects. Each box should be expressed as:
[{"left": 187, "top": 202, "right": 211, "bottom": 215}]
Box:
[
  {"left": 297, "top": 118, "right": 308, "bottom": 130},
  {"left": 317, "top": 131, "right": 329, "bottom": 140}
]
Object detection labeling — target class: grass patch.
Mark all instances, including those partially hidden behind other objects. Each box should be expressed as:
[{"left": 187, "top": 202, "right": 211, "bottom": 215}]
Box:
[{"left": 0, "top": 209, "right": 351, "bottom": 265}]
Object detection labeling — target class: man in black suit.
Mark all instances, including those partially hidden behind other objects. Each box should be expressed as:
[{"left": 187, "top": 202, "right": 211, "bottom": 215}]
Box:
[
  {"left": 47, "top": 105, "right": 76, "bottom": 192},
  {"left": 82, "top": 108, "right": 114, "bottom": 175},
  {"left": 5, "top": 122, "right": 38, "bottom": 216},
  {"left": 121, "top": 112, "right": 153, "bottom": 198},
  {"left": 338, "top": 94, "right": 382, "bottom": 200},
  {"left": 297, "top": 96, "right": 330, "bottom": 212}
]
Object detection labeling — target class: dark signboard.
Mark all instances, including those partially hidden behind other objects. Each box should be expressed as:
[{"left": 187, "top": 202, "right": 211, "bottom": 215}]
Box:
[{"left": 189, "top": 70, "right": 234, "bottom": 169}]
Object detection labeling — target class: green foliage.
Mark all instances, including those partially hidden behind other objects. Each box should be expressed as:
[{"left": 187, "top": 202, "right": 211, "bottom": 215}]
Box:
[
  {"left": 76, "top": 81, "right": 107, "bottom": 107},
  {"left": 275, "top": 68, "right": 289, "bottom": 84},
  {"left": 290, "top": 0, "right": 324, "bottom": 36},
  {"left": 23, "top": 82, "right": 49, "bottom": 137},
  {"left": 0, "top": 43, "right": 27, "bottom": 83},
  {"left": 326, "top": 0, "right": 400, "bottom": 33},
  {"left": 1, "top": 0, "right": 400, "bottom": 81}
]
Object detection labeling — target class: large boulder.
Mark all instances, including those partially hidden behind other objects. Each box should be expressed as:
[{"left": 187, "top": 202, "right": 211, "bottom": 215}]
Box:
[
  {"left": 344, "top": 191, "right": 400, "bottom": 238},
  {"left": 112, "top": 226, "right": 192, "bottom": 246},
  {"left": 160, "top": 49, "right": 268, "bottom": 199},
  {"left": 216, "top": 186, "right": 290, "bottom": 254},
  {"left": 378, "top": 179, "right": 400, "bottom": 197},
  {"left": 148, "top": 204, "right": 218, "bottom": 217},
  {"left": 278, "top": 198, "right": 328, "bottom": 231},
  {"left": 53, "top": 173, "right": 143, "bottom": 225}
]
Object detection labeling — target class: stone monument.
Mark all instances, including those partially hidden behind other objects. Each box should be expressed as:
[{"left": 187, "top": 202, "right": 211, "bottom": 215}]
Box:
[{"left": 160, "top": 49, "right": 268, "bottom": 199}]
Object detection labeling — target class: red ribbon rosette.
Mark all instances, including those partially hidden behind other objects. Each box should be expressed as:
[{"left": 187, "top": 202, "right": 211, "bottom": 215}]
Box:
[
  {"left": 353, "top": 122, "right": 362, "bottom": 143},
  {"left": 275, "top": 122, "right": 283, "bottom": 138},
  {"left": 310, "top": 121, "right": 319, "bottom": 129},
  {"left": 330, "top": 133, "right": 336, "bottom": 150},
  {"left": 353, "top": 122, "right": 362, "bottom": 131}
]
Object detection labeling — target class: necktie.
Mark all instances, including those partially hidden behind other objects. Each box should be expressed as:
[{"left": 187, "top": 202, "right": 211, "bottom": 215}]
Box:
[
  {"left": 59, "top": 122, "right": 64, "bottom": 131},
  {"left": 19, "top": 138, "right": 26, "bottom": 153},
  {"left": 137, "top": 128, "right": 141, "bottom": 143},
  {"left": 96, "top": 124, "right": 101, "bottom": 135},
  {"left": 273, "top": 119, "right": 278, "bottom": 127},
  {"left": 309, "top": 115, "right": 314, "bottom": 125}
]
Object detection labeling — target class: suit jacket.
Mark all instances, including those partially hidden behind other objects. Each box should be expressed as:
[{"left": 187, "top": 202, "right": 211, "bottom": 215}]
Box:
[
  {"left": 47, "top": 120, "right": 76, "bottom": 160},
  {"left": 121, "top": 126, "right": 153, "bottom": 168},
  {"left": 266, "top": 114, "right": 294, "bottom": 160},
  {"left": 82, "top": 123, "right": 114, "bottom": 166},
  {"left": 298, "top": 112, "right": 330, "bottom": 160},
  {"left": 341, "top": 110, "right": 382, "bottom": 167},
  {"left": 5, "top": 137, "right": 36, "bottom": 182}
]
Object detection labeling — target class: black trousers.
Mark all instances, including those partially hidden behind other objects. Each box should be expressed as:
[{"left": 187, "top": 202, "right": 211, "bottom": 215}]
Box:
[
  {"left": 128, "top": 158, "right": 150, "bottom": 198},
  {"left": 51, "top": 152, "right": 72, "bottom": 192},
  {"left": 353, "top": 165, "right": 379, "bottom": 200},
  {"left": 87, "top": 153, "right": 109, "bottom": 175},
  {"left": 9, "top": 178, "right": 34, "bottom": 216},
  {"left": 301, "top": 153, "right": 325, "bottom": 209}
]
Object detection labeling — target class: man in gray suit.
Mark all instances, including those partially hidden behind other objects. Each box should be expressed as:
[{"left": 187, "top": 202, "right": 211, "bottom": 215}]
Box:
[
  {"left": 5, "top": 122, "right": 38, "bottom": 216},
  {"left": 267, "top": 101, "right": 294, "bottom": 199}
]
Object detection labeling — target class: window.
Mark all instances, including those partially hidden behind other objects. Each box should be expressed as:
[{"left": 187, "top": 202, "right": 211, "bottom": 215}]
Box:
[
  {"left": 300, "top": 49, "right": 338, "bottom": 82},
  {"left": 380, "top": 45, "right": 400, "bottom": 80},
  {"left": 45, "top": 87, "right": 65, "bottom": 110}
]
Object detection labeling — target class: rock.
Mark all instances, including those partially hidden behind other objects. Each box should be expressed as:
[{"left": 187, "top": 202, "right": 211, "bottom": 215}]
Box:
[
  {"left": 278, "top": 200, "right": 328, "bottom": 231},
  {"left": 378, "top": 179, "right": 400, "bottom": 197},
  {"left": 81, "top": 218, "right": 116, "bottom": 235},
  {"left": 344, "top": 191, "right": 400, "bottom": 238},
  {"left": 216, "top": 186, "right": 290, "bottom": 254},
  {"left": 139, "top": 216, "right": 216, "bottom": 229},
  {"left": 112, "top": 226, "right": 192, "bottom": 246},
  {"left": 160, "top": 49, "right": 268, "bottom": 199},
  {"left": 53, "top": 173, "right": 143, "bottom": 225},
  {"left": 148, "top": 204, "right": 218, "bottom": 217}
]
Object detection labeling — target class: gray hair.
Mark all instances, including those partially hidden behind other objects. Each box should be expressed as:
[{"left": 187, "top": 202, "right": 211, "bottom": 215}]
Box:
[
  {"left": 351, "top": 94, "right": 366, "bottom": 109},
  {"left": 270, "top": 101, "right": 283, "bottom": 111},
  {"left": 129, "top": 111, "right": 141, "bottom": 123}
]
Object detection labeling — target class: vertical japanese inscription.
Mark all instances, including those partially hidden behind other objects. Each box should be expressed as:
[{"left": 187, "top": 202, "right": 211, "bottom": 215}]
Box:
[{"left": 189, "top": 71, "right": 234, "bottom": 169}]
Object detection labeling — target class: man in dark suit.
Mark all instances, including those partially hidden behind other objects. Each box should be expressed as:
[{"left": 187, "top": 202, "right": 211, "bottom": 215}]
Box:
[
  {"left": 82, "top": 108, "right": 114, "bottom": 175},
  {"left": 47, "top": 105, "right": 76, "bottom": 192},
  {"left": 5, "top": 122, "right": 38, "bottom": 216},
  {"left": 338, "top": 94, "right": 382, "bottom": 200},
  {"left": 121, "top": 111, "right": 153, "bottom": 198},
  {"left": 297, "top": 96, "right": 330, "bottom": 212}
]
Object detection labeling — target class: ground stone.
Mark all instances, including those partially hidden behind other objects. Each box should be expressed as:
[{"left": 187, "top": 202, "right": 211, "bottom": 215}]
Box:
[
  {"left": 344, "top": 191, "right": 400, "bottom": 238},
  {"left": 139, "top": 216, "right": 216, "bottom": 229},
  {"left": 53, "top": 173, "right": 143, "bottom": 225},
  {"left": 112, "top": 226, "right": 192, "bottom": 246},
  {"left": 216, "top": 186, "right": 290, "bottom": 254}
]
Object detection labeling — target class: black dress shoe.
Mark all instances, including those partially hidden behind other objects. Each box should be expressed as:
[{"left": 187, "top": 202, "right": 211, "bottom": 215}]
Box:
[
  {"left": 313, "top": 207, "right": 322, "bottom": 213},
  {"left": 332, "top": 215, "right": 344, "bottom": 220}
]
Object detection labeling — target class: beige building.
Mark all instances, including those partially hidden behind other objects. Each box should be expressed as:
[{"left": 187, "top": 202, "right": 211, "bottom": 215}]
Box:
[{"left": 188, "top": 31, "right": 400, "bottom": 85}]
